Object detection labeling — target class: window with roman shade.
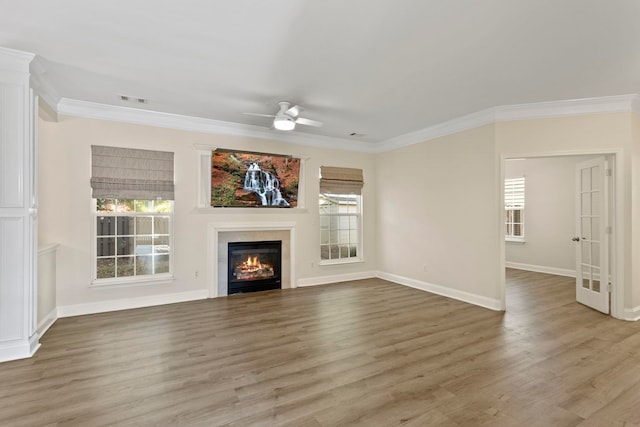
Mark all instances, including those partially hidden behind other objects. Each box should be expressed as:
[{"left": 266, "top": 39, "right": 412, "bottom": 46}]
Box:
[
  {"left": 505, "top": 177, "right": 525, "bottom": 241},
  {"left": 319, "top": 166, "right": 364, "bottom": 264},
  {"left": 91, "top": 145, "right": 175, "bottom": 284},
  {"left": 90, "top": 145, "right": 175, "bottom": 200}
]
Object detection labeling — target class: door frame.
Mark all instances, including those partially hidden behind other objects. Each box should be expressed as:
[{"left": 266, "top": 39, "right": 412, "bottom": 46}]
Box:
[{"left": 498, "top": 149, "right": 624, "bottom": 319}]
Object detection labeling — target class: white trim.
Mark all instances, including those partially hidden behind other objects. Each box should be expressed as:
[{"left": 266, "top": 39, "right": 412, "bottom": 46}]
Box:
[
  {"left": 374, "top": 107, "right": 496, "bottom": 153},
  {"left": 207, "top": 222, "right": 296, "bottom": 298},
  {"left": 623, "top": 306, "right": 640, "bottom": 322},
  {"left": 57, "top": 98, "right": 373, "bottom": 153},
  {"left": 42, "top": 94, "right": 638, "bottom": 154},
  {"left": 0, "top": 46, "right": 35, "bottom": 72},
  {"left": 500, "top": 149, "right": 625, "bottom": 320},
  {"left": 505, "top": 262, "right": 576, "bottom": 278},
  {"left": 297, "top": 270, "right": 375, "bottom": 287},
  {"left": 374, "top": 95, "right": 639, "bottom": 153},
  {"left": 57, "top": 289, "right": 208, "bottom": 318},
  {"left": 36, "top": 307, "right": 58, "bottom": 337},
  {"left": 494, "top": 94, "right": 638, "bottom": 122},
  {"left": 0, "top": 335, "right": 40, "bottom": 363},
  {"left": 377, "top": 271, "right": 502, "bottom": 311}
]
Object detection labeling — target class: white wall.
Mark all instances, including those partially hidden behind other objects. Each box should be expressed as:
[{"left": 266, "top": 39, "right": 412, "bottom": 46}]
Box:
[
  {"left": 375, "top": 125, "right": 501, "bottom": 308},
  {"left": 505, "top": 156, "right": 597, "bottom": 274},
  {"left": 38, "top": 116, "right": 377, "bottom": 310}
]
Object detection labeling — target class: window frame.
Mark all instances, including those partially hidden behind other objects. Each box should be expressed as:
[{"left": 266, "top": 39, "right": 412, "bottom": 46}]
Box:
[
  {"left": 319, "top": 192, "right": 363, "bottom": 265},
  {"left": 505, "top": 177, "right": 525, "bottom": 243},
  {"left": 91, "top": 198, "right": 175, "bottom": 287}
]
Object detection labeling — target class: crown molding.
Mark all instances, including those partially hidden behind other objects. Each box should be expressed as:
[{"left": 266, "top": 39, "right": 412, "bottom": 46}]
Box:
[
  {"left": 493, "top": 94, "right": 638, "bottom": 122},
  {"left": 0, "top": 46, "right": 35, "bottom": 72},
  {"left": 373, "top": 107, "right": 497, "bottom": 153},
  {"left": 374, "top": 94, "right": 639, "bottom": 153},
  {"left": 51, "top": 93, "right": 639, "bottom": 154},
  {"left": 30, "top": 56, "right": 61, "bottom": 111},
  {"left": 56, "top": 98, "right": 374, "bottom": 153}
]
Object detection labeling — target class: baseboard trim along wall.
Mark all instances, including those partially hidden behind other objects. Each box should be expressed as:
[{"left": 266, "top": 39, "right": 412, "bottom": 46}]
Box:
[
  {"left": 57, "top": 289, "right": 209, "bottom": 318},
  {"left": 296, "top": 271, "right": 377, "bottom": 287},
  {"left": 37, "top": 308, "right": 58, "bottom": 337},
  {"left": 505, "top": 261, "right": 576, "bottom": 278},
  {"left": 624, "top": 306, "right": 640, "bottom": 322},
  {"left": 376, "top": 271, "right": 502, "bottom": 311}
]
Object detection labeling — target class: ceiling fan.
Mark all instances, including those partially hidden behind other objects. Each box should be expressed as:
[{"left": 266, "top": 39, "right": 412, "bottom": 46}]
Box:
[{"left": 244, "top": 101, "right": 323, "bottom": 131}]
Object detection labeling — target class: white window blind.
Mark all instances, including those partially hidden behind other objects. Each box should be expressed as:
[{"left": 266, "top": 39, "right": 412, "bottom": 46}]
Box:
[
  {"left": 91, "top": 145, "right": 175, "bottom": 200},
  {"left": 505, "top": 177, "right": 525, "bottom": 208},
  {"left": 319, "top": 166, "right": 364, "bottom": 195}
]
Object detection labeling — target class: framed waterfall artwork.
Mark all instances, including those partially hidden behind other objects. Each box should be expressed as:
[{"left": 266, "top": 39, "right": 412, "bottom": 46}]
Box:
[{"left": 210, "top": 149, "right": 301, "bottom": 207}]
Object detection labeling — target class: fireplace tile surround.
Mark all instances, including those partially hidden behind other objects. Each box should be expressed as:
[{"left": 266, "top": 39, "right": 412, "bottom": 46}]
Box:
[{"left": 209, "top": 223, "right": 294, "bottom": 297}]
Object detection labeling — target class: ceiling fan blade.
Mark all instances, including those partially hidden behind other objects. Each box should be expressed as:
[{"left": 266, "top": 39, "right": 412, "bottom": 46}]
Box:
[
  {"left": 295, "top": 117, "right": 323, "bottom": 127},
  {"left": 285, "top": 104, "right": 303, "bottom": 118},
  {"left": 242, "top": 112, "right": 276, "bottom": 118}
]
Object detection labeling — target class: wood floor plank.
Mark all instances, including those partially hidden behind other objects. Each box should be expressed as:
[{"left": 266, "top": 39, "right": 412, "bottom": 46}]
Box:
[{"left": 1, "top": 271, "right": 639, "bottom": 425}]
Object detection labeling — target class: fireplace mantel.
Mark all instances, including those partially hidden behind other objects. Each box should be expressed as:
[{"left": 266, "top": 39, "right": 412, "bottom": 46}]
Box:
[{"left": 207, "top": 222, "right": 296, "bottom": 297}]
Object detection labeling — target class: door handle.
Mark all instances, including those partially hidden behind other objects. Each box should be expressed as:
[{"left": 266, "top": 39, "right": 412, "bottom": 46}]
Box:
[{"left": 572, "top": 237, "right": 580, "bottom": 242}]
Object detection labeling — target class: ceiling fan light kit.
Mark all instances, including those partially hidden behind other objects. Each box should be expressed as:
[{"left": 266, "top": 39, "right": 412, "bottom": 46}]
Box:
[
  {"left": 244, "top": 101, "right": 323, "bottom": 131},
  {"left": 273, "top": 115, "right": 296, "bottom": 131}
]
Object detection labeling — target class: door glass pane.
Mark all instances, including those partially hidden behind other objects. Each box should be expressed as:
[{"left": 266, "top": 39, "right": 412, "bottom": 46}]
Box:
[
  {"left": 591, "top": 266, "right": 601, "bottom": 292},
  {"left": 591, "top": 242, "right": 600, "bottom": 267},
  {"left": 590, "top": 166, "right": 600, "bottom": 191},
  {"left": 581, "top": 242, "right": 590, "bottom": 264},
  {"left": 591, "top": 217, "right": 599, "bottom": 243},
  {"left": 591, "top": 191, "right": 600, "bottom": 216},
  {"left": 582, "top": 264, "right": 591, "bottom": 289},
  {"left": 581, "top": 168, "right": 591, "bottom": 192},
  {"left": 581, "top": 218, "right": 591, "bottom": 240},
  {"left": 581, "top": 193, "right": 591, "bottom": 216}
]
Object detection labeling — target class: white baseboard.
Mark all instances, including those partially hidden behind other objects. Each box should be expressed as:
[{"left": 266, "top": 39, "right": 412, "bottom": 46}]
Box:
[
  {"left": 505, "top": 261, "right": 576, "bottom": 278},
  {"left": 57, "top": 289, "right": 209, "bottom": 318},
  {"left": 0, "top": 335, "right": 40, "bottom": 363},
  {"left": 624, "top": 306, "right": 640, "bottom": 321},
  {"left": 37, "top": 308, "right": 58, "bottom": 337},
  {"left": 296, "top": 271, "right": 377, "bottom": 287},
  {"left": 376, "top": 271, "right": 503, "bottom": 311}
]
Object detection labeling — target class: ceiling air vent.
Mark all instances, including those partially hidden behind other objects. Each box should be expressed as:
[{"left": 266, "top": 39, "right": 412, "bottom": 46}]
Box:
[{"left": 119, "top": 94, "right": 148, "bottom": 104}]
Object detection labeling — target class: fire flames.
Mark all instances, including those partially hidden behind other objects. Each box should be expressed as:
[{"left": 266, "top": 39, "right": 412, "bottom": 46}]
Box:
[{"left": 234, "top": 255, "right": 274, "bottom": 281}]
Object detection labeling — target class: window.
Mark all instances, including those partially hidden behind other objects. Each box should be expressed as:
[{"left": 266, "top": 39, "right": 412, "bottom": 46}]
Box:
[
  {"left": 319, "top": 166, "right": 364, "bottom": 264},
  {"left": 505, "top": 177, "right": 525, "bottom": 242},
  {"left": 90, "top": 145, "right": 175, "bottom": 284},
  {"left": 95, "top": 199, "right": 172, "bottom": 281},
  {"left": 320, "top": 193, "right": 361, "bottom": 263}
]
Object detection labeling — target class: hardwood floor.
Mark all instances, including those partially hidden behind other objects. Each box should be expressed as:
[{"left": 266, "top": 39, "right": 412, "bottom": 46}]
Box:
[{"left": 1, "top": 269, "right": 640, "bottom": 426}]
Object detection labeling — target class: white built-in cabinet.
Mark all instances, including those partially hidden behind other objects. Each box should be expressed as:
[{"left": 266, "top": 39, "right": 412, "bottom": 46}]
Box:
[{"left": 0, "top": 47, "right": 39, "bottom": 362}]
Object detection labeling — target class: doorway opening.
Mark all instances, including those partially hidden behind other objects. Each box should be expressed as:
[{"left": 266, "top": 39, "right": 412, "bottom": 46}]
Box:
[{"left": 500, "top": 152, "right": 622, "bottom": 318}]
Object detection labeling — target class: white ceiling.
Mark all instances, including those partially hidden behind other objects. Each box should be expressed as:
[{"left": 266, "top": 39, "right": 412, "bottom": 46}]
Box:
[{"left": 1, "top": 0, "right": 639, "bottom": 145}]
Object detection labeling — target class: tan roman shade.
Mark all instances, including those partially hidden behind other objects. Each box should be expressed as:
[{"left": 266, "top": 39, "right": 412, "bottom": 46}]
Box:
[
  {"left": 91, "top": 145, "right": 175, "bottom": 200},
  {"left": 319, "top": 166, "right": 364, "bottom": 195}
]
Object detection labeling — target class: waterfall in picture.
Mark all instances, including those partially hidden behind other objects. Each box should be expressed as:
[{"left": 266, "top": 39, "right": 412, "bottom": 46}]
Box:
[{"left": 243, "top": 163, "right": 290, "bottom": 206}]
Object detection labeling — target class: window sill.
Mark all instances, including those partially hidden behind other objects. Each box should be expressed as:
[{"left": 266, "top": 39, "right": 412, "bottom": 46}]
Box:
[
  {"left": 505, "top": 237, "right": 525, "bottom": 244},
  {"left": 91, "top": 274, "right": 174, "bottom": 288},
  {"left": 319, "top": 258, "right": 364, "bottom": 266}
]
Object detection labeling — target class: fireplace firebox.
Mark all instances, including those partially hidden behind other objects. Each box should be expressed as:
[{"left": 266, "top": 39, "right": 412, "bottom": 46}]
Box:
[{"left": 228, "top": 240, "right": 282, "bottom": 294}]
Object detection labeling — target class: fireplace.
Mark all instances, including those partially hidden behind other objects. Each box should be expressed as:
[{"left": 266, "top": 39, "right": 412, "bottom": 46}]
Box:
[{"left": 227, "top": 240, "right": 282, "bottom": 294}]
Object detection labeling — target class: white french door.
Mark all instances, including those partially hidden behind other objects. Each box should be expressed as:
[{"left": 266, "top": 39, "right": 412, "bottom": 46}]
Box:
[{"left": 574, "top": 157, "right": 609, "bottom": 314}]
